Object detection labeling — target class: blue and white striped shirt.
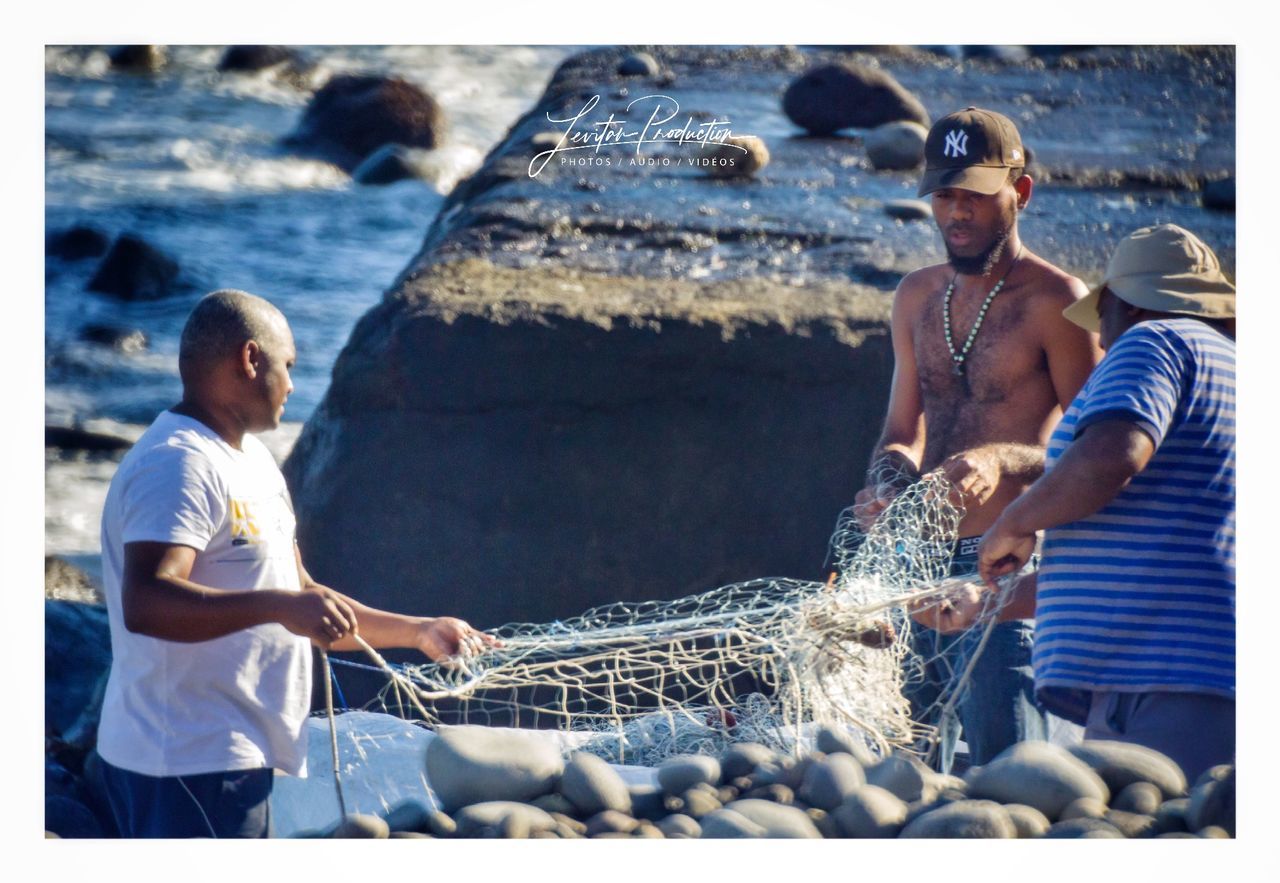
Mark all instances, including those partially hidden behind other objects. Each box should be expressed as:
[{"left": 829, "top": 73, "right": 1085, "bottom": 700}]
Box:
[{"left": 1035, "top": 318, "right": 1235, "bottom": 724}]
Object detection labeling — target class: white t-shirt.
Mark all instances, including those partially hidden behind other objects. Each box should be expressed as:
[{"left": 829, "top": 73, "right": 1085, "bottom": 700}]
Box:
[{"left": 97, "top": 410, "right": 313, "bottom": 777}]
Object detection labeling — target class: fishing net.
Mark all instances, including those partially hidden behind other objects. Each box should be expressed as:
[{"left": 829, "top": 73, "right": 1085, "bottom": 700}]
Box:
[{"left": 347, "top": 468, "right": 1017, "bottom": 768}]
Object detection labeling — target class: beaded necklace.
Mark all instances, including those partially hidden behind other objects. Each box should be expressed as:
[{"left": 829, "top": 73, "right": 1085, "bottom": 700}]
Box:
[{"left": 942, "top": 246, "right": 1023, "bottom": 376}]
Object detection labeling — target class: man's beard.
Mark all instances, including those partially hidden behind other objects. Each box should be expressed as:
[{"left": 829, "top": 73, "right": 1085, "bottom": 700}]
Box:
[{"left": 946, "top": 225, "right": 1013, "bottom": 276}]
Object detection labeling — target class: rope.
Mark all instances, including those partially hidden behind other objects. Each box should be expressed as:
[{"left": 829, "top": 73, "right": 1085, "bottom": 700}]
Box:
[{"left": 319, "top": 649, "right": 348, "bottom": 820}]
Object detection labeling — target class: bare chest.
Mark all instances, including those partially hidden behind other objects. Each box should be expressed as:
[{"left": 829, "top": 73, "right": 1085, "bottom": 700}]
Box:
[{"left": 913, "top": 283, "right": 1046, "bottom": 405}]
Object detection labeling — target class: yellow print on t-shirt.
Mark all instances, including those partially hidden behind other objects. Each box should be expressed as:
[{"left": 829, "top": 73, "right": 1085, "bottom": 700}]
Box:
[{"left": 229, "top": 498, "right": 261, "bottom": 545}]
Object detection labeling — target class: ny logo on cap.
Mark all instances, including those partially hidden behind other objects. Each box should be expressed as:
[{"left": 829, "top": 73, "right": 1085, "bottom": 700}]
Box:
[{"left": 943, "top": 129, "right": 968, "bottom": 158}]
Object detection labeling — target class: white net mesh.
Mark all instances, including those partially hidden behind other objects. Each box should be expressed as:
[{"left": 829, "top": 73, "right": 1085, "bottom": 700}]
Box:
[{"left": 347, "top": 471, "right": 1016, "bottom": 767}]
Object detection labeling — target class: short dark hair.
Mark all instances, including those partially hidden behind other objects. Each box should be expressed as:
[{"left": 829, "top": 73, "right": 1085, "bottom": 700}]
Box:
[{"left": 179, "top": 289, "right": 288, "bottom": 383}]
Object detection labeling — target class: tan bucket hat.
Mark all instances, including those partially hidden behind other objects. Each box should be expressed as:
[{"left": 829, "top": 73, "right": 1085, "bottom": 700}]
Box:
[{"left": 1063, "top": 224, "right": 1236, "bottom": 332}]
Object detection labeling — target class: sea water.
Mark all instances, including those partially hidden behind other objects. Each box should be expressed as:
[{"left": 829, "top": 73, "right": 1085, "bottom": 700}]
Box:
[{"left": 45, "top": 45, "right": 577, "bottom": 564}]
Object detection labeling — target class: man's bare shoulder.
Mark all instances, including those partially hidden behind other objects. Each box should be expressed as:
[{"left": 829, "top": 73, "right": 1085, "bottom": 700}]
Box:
[
  {"left": 1017, "top": 252, "right": 1091, "bottom": 311},
  {"left": 895, "top": 264, "right": 950, "bottom": 304}
]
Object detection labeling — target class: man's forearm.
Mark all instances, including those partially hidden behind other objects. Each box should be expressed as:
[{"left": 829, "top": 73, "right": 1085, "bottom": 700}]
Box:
[
  {"left": 999, "top": 424, "right": 1150, "bottom": 536},
  {"left": 995, "top": 572, "right": 1038, "bottom": 622},
  {"left": 124, "top": 577, "right": 291, "bottom": 642},
  {"left": 326, "top": 596, "right": 426, "bottom": 651},
  {"left": 977, "top": 442, "right": 1045, "bottom": 484},
  {"left": 866, "top": 446, "right": 921, "bottom": 490}
]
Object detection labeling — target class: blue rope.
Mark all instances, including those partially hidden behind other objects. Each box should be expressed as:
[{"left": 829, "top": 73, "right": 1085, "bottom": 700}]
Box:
[{"left": 329, "top": 657, "right": 350, "bottom": 710}]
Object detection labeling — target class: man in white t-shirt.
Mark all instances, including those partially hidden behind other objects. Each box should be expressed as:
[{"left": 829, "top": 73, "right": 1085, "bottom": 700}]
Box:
[{"left": 97, "top": 289, "right": 497, "bottom": 838}]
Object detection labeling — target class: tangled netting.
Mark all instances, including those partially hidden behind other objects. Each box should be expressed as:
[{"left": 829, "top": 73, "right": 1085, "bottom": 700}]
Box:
[{"left": 361, "top": 471, "right": 1016, "bottom": 767}]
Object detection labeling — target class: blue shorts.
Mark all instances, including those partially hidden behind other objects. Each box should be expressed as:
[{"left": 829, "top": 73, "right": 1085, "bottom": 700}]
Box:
[{"left": 101, "top": 759, "right": 274, "bottom": 838}]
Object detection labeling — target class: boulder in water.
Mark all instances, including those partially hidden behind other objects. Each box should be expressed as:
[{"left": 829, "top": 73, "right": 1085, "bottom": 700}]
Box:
[
  {"left": 217, "top": 45, "right": 302, "bottom": 72},
  {"left": 87, "top": 233, "right": 181, "bottom": 301},
  {"left": 782, "top": 63, "right": 929, "bottom": 135},
  {"left": 108, "top": 45, "right": 166, "bottom": 73},
  {"left": 352, "top": 144, "right": 436, "bottom": 186},
  {"left": 284, "top": 74, "right": 446, "bottom": 172},
  {"left": 705, "top": 135, "right": 769, "bottom": 179},
  {"left": 618, "top": 52, "right": 661, "bottom": 77},
  {"left": 47, "top": 225, "right": 110, "bottom": 261},
  {"left": 865, "top": 121, "right": 928, "bottom": 170}
]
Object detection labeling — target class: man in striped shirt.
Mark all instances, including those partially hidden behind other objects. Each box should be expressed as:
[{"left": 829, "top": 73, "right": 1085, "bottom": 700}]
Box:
[{"left": 974, "top": 224, "right": 1235, "bottom": 780}]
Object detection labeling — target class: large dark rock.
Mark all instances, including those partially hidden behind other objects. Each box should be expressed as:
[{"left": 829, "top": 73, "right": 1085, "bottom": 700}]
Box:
[
  {"left": 782, "top": 62, "right": 929, "bottom": 135},
  {"left": 217, "top": 45, "right": 302, "bottom": 72},
  {"left": 108, "top": 45, "right": 166, "bottom": 73},
  {"left": 45, "top": 599, "right": 111, "bottom": 739},
  {"left": 284, "top": 75, "right": 446, "bottom": 172},
  {"left": 47, "top": 225, "right": 110, "bottom": 261},
  {"left": 284, "top": 260, "right": 891, "bottom": 631},
  {"left": 45, "top": 556, "right": 102, "bottom": 604},
  {"left": 86, "top": 234, "right": 182, "bottom": 300}
]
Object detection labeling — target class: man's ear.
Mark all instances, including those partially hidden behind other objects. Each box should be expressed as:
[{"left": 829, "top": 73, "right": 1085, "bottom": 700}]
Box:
[
  {"left": 240, "top": 340, "right": 262, "bottom": 379},
  {"left": 1014, "top": 173, "right": 1033, "bottom": 210}
]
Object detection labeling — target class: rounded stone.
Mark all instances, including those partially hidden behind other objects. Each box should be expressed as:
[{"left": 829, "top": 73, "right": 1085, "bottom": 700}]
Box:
[
  {"left": 884, "top": 199, "right": 932, "bottom": 222},
  {"left": 425, "top": 725, "right": 564, "bottom": 812},
  {"left": 706, "top": 135, "right": 769, "bottom": 179},
  {"left": 657, "top": 812, "right": 701, "bottom": 839},
  {"left": 720, "top": 743, "right": 777, "bottom": 781},
  {"left": 87, "top": 233, "right": 181, "bottom": 301},
  {"left": 619, "top": 52, "right": 661, "bottom": 77},
  {"left": 383, "top": 800, "right": 430, "bottom": 833},
  {"left": 47, "top": 225, "right": 110, "bottom": 261},
  {"left": 352, "top": 144, "right": 436, "bottom": 186},
  {"left": 1186, "top": 766, "right": 1234, "bottom": 835},
  {"left": 813, "top": 725, "right": 878, "bottom": 767},
  {"left": 722, "top": 799, "right": 823, "bottom": 838},
  {"left": 558, "top": 751, "right": 632, "bottom": 816},
  {"left": 585, "top": 809, "right": 639, "bottom": 837},
  {"left": 1113, "top": 781, "right": 1163, "bottom": 816},
  {"left": 1068, "top": 739, "right": 1187, "bottom": 799},
  {"left": 1105, "top": 809, "right": 1156, "bottom": 838},
  {"left": 865, "top": 121, "right": 928, "bottom": 170},
  {"left": 628, "top": 783, "right": 666, "bottom": 821},
  {"left": 658, "top": 754, "right": 721, "bottom": 794},
  {"left": 108, "top": 45, "right": 166, "bottom": 73},
  {"left": 1059, "top": 797, "right": 1108, "bottom": 821},
  {"left": 898, "top": 800, "right": 1016, "bottom": 839},
  {"left": 1198, "top": 825, "right": 1231, "bottom": 839},
  {"left": 217, "top": 45, "right": 300, "bottom": 73},
  {"left": 1000, "top": 804, "right": 1049, "bottom": 838},
  {"left": 798, "top": 752, "right": 866, "bottom": 811},
  {"left": 1153, "top": 798, "right": 1191, "bottom": 835},
  {"left": 284, "top": 74, "right": 447, "bottom": 172},
  {"left": 427, "top": 810, "right": 457, "bottom": 837},
  {"left": 1042, "top": 817, "right": 1125, "bottom": 839},
  {"left": 530, "top": 792, "right": 575, "bottom": 815},
  {"left": 680, "top": 788, "right": 722, "bottom": 818},
  {"left": 331, "top": 814, "right": 390, "bottom": 839},
  {"left": 965, "top": 741, "right": 1110, "bottom": 820},
  {"left": 865, "top": 754, "right": 930, "bottom": 803},
  {"left": 700, "top": 807, "right": 766, "bottom": 838},
  {"left": 453, "top": 801, "right": 556, "bottom": 839},
  {"left": 782, "top": 62, "right": 929, "bottom": 136},
  {"left": 743, "top": 783, "right": 794, "bottom": 805},
  {"left": 832, "top": 784, "right": 908, "bottom": 838}
]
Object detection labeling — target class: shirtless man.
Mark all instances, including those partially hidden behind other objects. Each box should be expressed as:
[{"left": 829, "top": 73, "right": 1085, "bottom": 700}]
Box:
[{"left": 854, "top": 107, "right": 1101, "bottom": 771}]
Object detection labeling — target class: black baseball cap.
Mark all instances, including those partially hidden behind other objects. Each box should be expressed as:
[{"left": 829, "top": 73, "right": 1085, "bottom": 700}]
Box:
[{"left": 917, "top": 106, "right": 1026, "bottom": 198}]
